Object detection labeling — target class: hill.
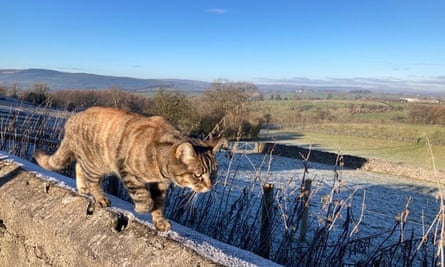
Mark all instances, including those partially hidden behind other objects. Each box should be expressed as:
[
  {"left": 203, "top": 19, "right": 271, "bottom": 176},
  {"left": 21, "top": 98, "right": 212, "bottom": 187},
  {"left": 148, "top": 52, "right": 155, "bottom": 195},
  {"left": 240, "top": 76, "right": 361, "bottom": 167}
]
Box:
[
  {"left": 2, "top": 68, "right": 442, "bottom": 96},
  {"left": 0, "top": 69, "right": 210, "bottom": 92}
]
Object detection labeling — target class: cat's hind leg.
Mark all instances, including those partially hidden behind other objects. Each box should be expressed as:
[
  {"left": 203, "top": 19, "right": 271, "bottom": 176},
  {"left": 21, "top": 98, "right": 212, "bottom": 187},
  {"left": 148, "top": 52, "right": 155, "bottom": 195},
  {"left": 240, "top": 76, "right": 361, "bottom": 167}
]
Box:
[
  {"left": 88, "top": 177, "right": 110, "bottom": 208},
  {"left": 77, "top": 163, "right": 110, "bottom": 208},
  {"left": 75, "top": 162, "right": 89, "bottom": 195}
]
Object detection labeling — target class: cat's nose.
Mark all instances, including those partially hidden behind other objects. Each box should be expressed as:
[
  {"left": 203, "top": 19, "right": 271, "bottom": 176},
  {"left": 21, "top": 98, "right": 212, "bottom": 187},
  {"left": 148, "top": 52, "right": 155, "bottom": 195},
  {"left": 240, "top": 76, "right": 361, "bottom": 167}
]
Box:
[
  {"left": 198, "top": 183, "right": 211, "bottom": 193},
  {"left": 198, "top": 185, "right": 211, "bottom": 192}
]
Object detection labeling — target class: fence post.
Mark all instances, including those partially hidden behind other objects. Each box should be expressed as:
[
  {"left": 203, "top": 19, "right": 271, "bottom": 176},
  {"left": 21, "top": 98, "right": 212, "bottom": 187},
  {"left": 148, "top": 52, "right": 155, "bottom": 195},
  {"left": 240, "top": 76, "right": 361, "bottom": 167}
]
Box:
[
  {"left": 259, "top": 183, "right": 274, "bottom": 259},
  {"left": 299, "top": 179, "right": 312, "bottom": 241}
]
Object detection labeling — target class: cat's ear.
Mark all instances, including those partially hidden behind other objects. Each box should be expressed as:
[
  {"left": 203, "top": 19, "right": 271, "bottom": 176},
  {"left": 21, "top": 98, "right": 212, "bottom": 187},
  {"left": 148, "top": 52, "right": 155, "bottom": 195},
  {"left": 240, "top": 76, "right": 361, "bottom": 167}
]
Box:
[
  {"left": 175, "top": 142, "right": 197, "bottom": 163},
  {"left": 205, "top": 138, "right": 229, "bottom": 154}
]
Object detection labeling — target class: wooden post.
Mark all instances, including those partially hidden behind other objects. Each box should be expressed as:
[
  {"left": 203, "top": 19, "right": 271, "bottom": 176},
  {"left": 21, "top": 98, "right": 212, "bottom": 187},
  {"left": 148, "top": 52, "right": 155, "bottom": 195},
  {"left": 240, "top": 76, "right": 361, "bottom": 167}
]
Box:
[
  {"left": 259, "top": 183, "right": 274, "bottom": 259},
  {"left": 299, "top": 179, "right": 312, "bottom": 241}
]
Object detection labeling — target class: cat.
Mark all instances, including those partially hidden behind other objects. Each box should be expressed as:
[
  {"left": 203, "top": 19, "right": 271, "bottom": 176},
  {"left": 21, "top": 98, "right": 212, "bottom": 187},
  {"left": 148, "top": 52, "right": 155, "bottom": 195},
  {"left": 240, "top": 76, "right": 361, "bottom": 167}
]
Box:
[{"left": 34, "top": 107, "right": 226, "bottom": 231}]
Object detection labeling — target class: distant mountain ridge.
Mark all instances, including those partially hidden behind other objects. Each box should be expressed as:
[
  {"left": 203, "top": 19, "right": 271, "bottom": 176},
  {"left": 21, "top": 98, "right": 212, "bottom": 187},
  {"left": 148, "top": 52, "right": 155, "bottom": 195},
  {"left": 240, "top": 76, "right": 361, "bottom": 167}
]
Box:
[
  {"left": 2, "top": 68, "right": 442, "bottom": 96},
  {"left": 0, "top": 69, "right": 211, "bottom": 92}
]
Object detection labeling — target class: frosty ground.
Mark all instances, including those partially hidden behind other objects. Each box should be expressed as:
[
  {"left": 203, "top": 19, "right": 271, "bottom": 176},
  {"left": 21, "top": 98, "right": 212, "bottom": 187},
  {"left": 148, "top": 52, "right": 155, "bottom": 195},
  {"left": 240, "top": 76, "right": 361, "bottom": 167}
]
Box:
[{"left": 216, "top": 152, "right": 439, "bottom": 238}]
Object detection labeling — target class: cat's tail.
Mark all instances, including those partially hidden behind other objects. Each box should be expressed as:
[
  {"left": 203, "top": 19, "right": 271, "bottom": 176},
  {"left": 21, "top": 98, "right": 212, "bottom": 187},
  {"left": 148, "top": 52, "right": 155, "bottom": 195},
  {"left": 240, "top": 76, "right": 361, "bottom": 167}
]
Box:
[{"left": 33, "top": 140, "right": 74, "bottom": 171}]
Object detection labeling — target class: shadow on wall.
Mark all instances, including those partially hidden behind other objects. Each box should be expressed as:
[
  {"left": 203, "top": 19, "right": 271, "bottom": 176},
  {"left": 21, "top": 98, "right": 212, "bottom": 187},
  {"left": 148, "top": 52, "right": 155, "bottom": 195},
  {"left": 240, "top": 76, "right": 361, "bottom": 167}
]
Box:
[
  {"left": 260, "top": 142, "right": 369, "bottom": 169},
  {"left": 0, "top": 161, "right": 23, "bottom": 187}
]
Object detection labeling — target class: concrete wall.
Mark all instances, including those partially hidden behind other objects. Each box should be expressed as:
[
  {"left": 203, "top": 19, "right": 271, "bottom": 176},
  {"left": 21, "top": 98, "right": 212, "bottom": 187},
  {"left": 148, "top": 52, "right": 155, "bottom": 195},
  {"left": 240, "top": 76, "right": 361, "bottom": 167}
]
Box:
[{"left": 260, "top": 142, "right": 368, "bottom": 169}]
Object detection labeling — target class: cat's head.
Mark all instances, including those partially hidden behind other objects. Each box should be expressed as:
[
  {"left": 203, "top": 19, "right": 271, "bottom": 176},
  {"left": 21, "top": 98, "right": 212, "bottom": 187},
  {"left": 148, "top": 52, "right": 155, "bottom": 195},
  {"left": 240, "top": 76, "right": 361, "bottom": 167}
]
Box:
[{"left": 169, "top": 138, "right": 228, "bottom": 192}]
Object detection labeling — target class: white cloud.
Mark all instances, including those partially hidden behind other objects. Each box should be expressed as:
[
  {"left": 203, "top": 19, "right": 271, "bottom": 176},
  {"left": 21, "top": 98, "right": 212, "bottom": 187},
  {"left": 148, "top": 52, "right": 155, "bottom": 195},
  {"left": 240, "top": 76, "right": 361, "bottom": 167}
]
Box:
[{"left": 206, "top": 8, "right": 228, "bottom": 14}]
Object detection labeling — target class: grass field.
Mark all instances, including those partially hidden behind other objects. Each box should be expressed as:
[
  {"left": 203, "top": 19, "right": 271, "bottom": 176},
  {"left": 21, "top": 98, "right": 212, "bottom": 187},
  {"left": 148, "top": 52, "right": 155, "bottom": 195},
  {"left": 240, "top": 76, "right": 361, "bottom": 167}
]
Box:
[
  {"left": 252, "top": 98, "right": 445, "bottom": 172},
  {"left": 261, "top": 128, "right": 445, "bottom": 172}
]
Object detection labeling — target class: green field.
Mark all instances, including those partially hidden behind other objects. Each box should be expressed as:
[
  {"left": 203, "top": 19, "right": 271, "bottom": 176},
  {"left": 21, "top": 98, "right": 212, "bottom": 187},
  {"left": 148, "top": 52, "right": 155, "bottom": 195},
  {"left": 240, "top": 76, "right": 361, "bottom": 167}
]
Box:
[
  {"left": 253, "top": 98, "right": 445, "bottom": 172},
  {"left": 260, "top": 128, "right": 445, "bottom": 171}
]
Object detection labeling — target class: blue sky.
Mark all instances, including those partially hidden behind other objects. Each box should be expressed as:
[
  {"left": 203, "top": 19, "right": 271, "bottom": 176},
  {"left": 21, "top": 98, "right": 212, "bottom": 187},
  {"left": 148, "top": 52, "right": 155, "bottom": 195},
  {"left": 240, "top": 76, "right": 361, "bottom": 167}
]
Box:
[{"left": 2, "top": 0, "right": 444, "bottom": 91}]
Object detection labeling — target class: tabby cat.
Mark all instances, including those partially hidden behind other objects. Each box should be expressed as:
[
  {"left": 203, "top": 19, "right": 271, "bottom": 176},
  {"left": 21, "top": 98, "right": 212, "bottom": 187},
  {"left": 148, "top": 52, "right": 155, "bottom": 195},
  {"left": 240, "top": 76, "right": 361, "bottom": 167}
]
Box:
[{"left": 34, "top": 107, "right": 226, "bottom": 231}]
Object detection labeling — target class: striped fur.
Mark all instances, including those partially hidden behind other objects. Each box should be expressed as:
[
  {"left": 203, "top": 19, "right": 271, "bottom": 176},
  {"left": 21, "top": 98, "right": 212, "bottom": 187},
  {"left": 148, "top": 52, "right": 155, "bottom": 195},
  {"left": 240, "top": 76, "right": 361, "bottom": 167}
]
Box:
[{"left": 34, "top": 107, "right": 225, "bottom": 231}]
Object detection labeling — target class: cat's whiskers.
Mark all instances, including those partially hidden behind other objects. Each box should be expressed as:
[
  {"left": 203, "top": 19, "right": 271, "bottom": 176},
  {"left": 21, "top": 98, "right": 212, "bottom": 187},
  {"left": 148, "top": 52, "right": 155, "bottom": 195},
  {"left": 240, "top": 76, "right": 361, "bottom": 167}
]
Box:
[{"left": 185, "top": 191, "right": 198, "bottom": 207}]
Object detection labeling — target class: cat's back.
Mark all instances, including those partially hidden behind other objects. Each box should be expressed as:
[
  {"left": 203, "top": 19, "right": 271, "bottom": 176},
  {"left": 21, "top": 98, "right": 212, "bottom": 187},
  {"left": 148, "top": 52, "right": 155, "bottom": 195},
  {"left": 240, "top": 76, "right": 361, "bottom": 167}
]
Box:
[
  {"left": 65, "top": 107, "right": 136, "bottom": 137},
  {"left": 68, "top": 106, "right": 136, "bottom": 124},
  {"left": 63, "top": 107, "right": 182, "bottom": 170},
  {"left": 65, "top": 107, "right": 181, "bottom": 144}
]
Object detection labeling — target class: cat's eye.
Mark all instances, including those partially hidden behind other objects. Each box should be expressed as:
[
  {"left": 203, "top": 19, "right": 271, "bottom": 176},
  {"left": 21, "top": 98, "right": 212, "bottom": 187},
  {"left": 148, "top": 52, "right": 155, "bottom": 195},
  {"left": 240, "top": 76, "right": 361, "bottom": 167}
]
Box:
[{"left": 193, "top": 172, "right": 204, "bottom": 185}]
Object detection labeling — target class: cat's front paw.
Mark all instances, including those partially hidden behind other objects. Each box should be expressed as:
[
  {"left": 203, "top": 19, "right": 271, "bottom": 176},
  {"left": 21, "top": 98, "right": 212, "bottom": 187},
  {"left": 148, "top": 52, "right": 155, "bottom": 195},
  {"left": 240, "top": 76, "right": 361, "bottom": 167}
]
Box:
[
  {"left": 134, "top": 199, "right": 154, "bottom": 213},
  {"left": 95, "top": 196, "right": 111, "bottom": 208},
  {"left": 87, "top": 196, "right": 111, "bottom": 214},
  {"left": 154, "top": 218, "right": 171, "bottom": 232}
]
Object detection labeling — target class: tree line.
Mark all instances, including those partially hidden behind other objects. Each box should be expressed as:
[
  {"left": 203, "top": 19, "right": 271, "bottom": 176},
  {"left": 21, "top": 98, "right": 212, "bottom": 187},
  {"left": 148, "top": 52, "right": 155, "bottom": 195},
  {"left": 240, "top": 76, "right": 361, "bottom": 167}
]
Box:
[{"left": 0, "top": 82, "right": 265, "bottom": 141}]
